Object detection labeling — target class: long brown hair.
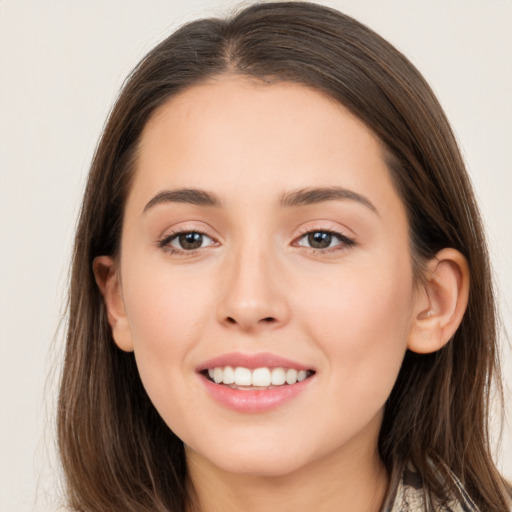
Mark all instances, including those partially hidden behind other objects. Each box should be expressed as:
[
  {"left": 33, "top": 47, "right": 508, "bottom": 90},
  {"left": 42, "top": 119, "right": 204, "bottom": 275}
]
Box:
[{"left": 58, "top": 2, "right": 511, "bottom": 510}]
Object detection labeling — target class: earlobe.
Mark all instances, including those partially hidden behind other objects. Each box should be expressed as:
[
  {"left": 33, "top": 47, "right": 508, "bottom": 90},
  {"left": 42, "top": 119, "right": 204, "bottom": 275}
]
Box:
[
  {"left": 407, "top": 248, "right": 470, "bottom": 354},
  {"left": 93, "top": 255, "right": 134, "bottom": 352}
]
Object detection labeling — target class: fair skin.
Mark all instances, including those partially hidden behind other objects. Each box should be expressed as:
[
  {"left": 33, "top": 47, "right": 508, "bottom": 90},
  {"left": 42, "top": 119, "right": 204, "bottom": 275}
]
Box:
[{"left": 94, "top": 77, "right": 469, "bottom": 512}]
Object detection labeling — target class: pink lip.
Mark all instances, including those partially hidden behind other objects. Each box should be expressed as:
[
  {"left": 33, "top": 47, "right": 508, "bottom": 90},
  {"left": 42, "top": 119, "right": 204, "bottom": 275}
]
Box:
[
  {"left": 197, "top": 352, "right": 312, "bottom": 372},
  {"left": 197, "top": 352, "right": 315, "bottom": 413},
  {"left": 200, "top": 374, "right": 314, "bottom": 413}
]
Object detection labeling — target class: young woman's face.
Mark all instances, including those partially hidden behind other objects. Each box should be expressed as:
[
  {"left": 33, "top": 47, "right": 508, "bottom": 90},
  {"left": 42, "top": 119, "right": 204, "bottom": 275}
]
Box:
[{"left": 114, "top": 77, "right": 420, "bottom": 477}]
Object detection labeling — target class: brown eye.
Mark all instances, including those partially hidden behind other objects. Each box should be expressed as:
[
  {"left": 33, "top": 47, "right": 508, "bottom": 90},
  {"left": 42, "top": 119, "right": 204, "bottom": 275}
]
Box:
[
  {"left": 178, "top": 232, "right": 203, "bottom": 250},
  {"left": 164, "top": 231, "right": 214, "bottom": 251},
  {"left": 296, "top": 230, "right": 354, "bottom": 251},
  {"left": 307, "top": 231, "right": 333, "bottom": 249}
]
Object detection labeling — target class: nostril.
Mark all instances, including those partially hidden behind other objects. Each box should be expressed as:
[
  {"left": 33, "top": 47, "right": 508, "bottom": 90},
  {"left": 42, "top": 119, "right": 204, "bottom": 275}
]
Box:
[{"left": 223, "top": 315, "right": 278, "bottom": 327}]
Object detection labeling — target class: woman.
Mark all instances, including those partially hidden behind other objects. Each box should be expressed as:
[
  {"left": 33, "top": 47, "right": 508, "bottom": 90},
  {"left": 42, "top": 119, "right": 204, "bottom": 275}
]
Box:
[{"left": 57, "top": 2, "right": 512, "bottom": 510}]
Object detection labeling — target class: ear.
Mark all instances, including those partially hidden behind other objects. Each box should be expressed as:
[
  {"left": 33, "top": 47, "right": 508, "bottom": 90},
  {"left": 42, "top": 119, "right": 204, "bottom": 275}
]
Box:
[
  {"left": 93, "top": 255, "right": 134, "bottom": 352},
  {"left": 407, "top": 248, "right": 470, "bottom": 354}
]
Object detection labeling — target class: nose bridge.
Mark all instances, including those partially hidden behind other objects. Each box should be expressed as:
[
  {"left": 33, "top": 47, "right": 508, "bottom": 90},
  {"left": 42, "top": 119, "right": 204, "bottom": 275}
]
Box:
[{"left": 217, "top": 232, "right": 289, "bottom": 331}]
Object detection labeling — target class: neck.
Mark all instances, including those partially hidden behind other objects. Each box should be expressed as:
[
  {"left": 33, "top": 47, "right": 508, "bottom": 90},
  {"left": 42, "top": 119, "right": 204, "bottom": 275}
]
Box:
[{"left": 185, "top": 439, "right": 389, "bottom": 512}]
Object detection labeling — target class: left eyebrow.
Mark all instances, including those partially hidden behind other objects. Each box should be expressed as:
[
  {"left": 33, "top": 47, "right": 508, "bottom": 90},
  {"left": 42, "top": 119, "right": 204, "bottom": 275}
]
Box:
[
  {"left": 143, "top": 188, "right": 221, "bottom": 213},
  {"left": 280, "top": 187, "right": 378, "bottom": 214}
]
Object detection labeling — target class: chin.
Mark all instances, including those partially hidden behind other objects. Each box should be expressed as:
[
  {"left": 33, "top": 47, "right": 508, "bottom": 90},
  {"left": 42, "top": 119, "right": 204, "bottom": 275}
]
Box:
[
  {"left": 240, "top": 455, "right": 307, "bottom": 477},
  {"left": 185, "top": 435, "right": 326, "bottom": 480},
  {"left": 216, "top": 456, "right": 309, "bottom": 479}
]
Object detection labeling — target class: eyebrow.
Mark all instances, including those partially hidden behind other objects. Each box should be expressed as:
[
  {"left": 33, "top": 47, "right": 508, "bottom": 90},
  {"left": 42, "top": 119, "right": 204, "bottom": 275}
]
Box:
[
  {"left": 143, "top": 188, "right": 221, "bottom": 213},
  {"left": 280, "top": 187, "right": 377, "bottom": 213},
  {"left": 142, "top": 186, "right": 377, "bottom": 214}
]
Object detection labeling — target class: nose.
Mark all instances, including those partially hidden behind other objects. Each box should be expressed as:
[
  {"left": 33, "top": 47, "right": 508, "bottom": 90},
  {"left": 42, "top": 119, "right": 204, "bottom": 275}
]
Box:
[{"left": 216, "top": 244, "right": 290, "bottom": 332}]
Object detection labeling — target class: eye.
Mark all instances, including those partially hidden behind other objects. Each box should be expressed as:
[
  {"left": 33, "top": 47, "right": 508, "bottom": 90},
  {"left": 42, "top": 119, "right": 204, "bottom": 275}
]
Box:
[
  {"left": 295, "top": 230, "right": 354, "bottom": 250},
  {"left": 159, "top": 231, "right": 215, "bottom": 252}
]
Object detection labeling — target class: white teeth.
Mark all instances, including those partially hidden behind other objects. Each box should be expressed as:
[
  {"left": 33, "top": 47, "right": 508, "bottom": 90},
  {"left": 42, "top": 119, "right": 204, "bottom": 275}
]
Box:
[
  {"left": 222, "top": 365, "right": 235, "bottom": 384},
  {"left": 252, "top": 367, "right": 271, "bottom": 387},
  {"left": 271, "top": 367, "right": 286, "bottom": 385},
  {"left": 285, "top": 368, "right": 298, "bottom": 385},
  {"left": 213, "top": 367, "right": 223, "bottom": 384},
  {"left": 206, "top": 366, "right": 312, "bottom": 387},
  {"left": 234, "top": 367, "right": 252, "bottom": 386}
]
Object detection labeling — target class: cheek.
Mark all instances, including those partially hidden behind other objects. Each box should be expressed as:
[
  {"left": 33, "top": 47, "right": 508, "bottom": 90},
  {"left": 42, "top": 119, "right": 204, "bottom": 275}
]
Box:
[
  {"left": 124, "top": 255, "right": 213, "bottom": 335},
  {"left": 120, "top": 265, "right": 220, "bottom": 437},
  {"left": 121, "top": 262, "right": 215, "bottom": 388},
  {"left": 298, "top": 255, "right": 414, "bottom": 396}
]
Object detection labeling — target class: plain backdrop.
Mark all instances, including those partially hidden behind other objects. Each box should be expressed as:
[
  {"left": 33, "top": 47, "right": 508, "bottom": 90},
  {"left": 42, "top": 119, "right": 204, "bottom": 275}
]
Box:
[{"left": 1, "top": 1, "right": 511, "bottom": 510}]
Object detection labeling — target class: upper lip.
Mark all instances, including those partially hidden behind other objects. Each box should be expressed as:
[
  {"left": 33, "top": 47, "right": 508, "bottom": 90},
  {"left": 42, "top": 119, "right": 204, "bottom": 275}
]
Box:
[{"left": 197, "top": 352, "right": 313, "bottom": 372}]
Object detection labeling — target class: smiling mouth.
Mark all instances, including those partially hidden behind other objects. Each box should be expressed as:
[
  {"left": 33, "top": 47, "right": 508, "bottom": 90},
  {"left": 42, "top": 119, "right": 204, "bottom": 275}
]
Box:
[{"left": 202, "top": 366, "right": 315, "bottom": 390}]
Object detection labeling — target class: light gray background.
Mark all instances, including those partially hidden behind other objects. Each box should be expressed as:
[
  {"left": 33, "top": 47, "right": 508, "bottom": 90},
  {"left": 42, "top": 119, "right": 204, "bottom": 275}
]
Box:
[{"left": 1, "top": 1, "right": 511, "bottom": 510}]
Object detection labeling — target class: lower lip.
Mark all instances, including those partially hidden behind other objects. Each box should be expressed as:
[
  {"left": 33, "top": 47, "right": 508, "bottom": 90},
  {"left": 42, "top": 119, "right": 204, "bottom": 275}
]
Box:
[{"left": 200, "top": 375, "right": 313, "bottom": 413}]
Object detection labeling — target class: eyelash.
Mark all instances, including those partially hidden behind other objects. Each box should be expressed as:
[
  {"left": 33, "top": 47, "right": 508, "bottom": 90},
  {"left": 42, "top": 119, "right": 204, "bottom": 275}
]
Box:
[
  {"left": 294, "top": 228, "right": 355, "bottom": 255},
  {"left": 157, "top": 229, "right": 217, "bottom": 256},
  {"left": 157, "top": 228, "right": 355, "bottom": 256}
]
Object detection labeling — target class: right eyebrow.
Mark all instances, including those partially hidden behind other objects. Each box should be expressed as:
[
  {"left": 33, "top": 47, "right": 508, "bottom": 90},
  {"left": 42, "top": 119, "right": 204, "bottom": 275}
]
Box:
[
  {"left": 280, "top": 186, "right": 378, "bottom": 214},
  {"left": 142, "top": 188, "right": 221, "bottom": 213}
]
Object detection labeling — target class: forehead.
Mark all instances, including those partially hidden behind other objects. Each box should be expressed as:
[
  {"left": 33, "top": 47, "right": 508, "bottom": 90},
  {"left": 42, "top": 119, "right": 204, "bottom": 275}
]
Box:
[{"left": 128, "top": 77, "right": 401, "bottom": 217}]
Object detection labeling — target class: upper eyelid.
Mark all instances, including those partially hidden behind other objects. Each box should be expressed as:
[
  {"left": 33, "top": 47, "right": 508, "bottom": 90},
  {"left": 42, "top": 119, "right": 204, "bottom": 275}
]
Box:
[
  {"left": 297, "top": 226, "right": 340, "bottom": 236},
  {"left": 158, "top": 222, "right": 219, "bottom": 240},
  {"left": 163, "top": 229, "right": 213, "bottom": 240},
  {"left": 294, "top": 223, "right": 355, "bottom": 240}
]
